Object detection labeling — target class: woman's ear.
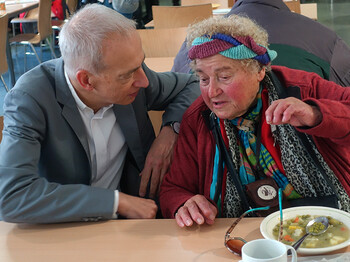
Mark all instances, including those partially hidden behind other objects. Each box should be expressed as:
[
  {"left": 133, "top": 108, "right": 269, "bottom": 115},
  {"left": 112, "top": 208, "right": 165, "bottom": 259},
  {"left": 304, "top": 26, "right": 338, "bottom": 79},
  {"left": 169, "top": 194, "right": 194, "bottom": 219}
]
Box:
[
  {"left": 257, "top": 66, "right": 266, "bottom": 82},
  {"left": 76, "top": 70, "right": 94, "bottom": 91}
]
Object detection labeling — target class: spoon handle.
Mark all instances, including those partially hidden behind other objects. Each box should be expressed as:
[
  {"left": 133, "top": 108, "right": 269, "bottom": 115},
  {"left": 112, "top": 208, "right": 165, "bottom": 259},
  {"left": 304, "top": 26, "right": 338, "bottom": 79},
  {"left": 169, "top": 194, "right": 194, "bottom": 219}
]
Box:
[{"left": 292, "top": 232, "right": 310, "bottom": 250}]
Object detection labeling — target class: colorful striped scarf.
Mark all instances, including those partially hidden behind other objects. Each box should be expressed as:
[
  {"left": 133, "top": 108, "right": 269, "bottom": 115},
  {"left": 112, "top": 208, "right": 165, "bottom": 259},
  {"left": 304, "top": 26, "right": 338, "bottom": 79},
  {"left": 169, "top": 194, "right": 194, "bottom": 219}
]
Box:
[{"left": 210, "top": 87, "right": 301, "bottom": 214}]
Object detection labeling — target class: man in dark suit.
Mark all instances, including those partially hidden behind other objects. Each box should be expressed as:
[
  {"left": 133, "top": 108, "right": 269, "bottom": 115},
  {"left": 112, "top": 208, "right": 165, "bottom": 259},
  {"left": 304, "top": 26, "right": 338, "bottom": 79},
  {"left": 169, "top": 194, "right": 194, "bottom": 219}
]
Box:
[{"left": 0, "top": 4, "right": 200, "bottom": 223}]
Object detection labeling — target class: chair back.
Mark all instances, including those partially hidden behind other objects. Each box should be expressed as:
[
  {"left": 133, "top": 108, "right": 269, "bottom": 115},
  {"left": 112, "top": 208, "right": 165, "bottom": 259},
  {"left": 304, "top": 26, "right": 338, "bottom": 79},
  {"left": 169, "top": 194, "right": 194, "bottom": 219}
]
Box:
[
  {"left": 181, "top": 0, "right": 230, "bottom": 9},
  {"left": 283, "top": 0, "right": 301, "bottom": 13},
  {"left": 0, "top": 14, "right": 8, "bottom": 75},
  {"left": 25, "top": 7, "right": 39, "bottom": 20},
  {"left": 228, "top": 0, "right": 234, "bottom": 8},
  {"left": 38, "top": 0, "right": 53, "bottom": 40},
  {"left": 66, "top": 0, "right": 78, "bottom": 17},
  {"left": 152, "top": 4, "right": 212, "bottom": 29},
  {"left": 137, "top": 27, "right": 187, "bottom": 57}
]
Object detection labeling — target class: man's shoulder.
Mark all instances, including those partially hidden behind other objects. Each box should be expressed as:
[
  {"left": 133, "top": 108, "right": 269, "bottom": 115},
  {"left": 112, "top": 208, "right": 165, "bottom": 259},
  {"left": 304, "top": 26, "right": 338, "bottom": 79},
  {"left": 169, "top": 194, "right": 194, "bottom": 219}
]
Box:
[
  {"left": 12, "top": 59, "right": 64, "bottom": 96},
  {"left": 183, "top": 96, "right": 207, "bottom": 120}
]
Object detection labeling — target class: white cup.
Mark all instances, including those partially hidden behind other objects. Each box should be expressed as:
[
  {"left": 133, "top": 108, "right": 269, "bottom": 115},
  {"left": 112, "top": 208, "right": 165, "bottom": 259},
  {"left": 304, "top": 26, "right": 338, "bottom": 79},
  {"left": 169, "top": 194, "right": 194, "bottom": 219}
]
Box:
[{"left": 241, "top": 239, "right": 297, "bottom": 262}]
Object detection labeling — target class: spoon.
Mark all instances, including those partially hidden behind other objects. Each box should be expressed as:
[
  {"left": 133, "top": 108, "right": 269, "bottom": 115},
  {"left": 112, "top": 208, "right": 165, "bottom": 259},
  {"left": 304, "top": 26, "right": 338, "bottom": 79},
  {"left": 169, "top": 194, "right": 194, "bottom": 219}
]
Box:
[{"left": 291, "top": 216, "right": 329, "bottom": 251}]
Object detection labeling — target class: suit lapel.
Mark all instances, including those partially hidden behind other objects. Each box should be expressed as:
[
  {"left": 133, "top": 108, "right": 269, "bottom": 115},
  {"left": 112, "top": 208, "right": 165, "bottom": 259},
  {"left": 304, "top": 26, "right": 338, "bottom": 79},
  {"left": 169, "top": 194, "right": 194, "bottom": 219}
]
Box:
[
  {"left": 113, "top": 105, "right": 145, "bottom": 171},
  {"left": 53, "top": 59, "right": 144, "bottom": 172},
  {"left": 54, "top": 59, "right": 92, "bottom": 166}
]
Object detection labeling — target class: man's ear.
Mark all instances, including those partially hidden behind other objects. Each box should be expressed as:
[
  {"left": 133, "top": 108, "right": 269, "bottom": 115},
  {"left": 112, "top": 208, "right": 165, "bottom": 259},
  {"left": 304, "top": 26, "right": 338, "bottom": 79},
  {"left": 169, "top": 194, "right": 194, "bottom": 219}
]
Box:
[{"left": 76, "top": 70, "right": 94, "bottom": 91}]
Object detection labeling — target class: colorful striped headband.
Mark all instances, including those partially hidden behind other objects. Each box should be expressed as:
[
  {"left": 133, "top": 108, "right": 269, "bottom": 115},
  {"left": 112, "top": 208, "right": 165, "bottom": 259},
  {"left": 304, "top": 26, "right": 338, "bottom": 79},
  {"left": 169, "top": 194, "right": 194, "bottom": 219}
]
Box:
[{"left": 188, "top": 33, "right": 277, "bottom": 65}]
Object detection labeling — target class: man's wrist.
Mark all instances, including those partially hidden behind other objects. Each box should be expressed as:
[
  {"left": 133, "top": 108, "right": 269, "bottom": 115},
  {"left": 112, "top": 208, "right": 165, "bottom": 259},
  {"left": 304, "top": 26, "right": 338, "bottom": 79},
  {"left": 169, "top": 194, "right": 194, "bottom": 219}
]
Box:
[{"left": 163, "top": 121, "right": 180, "bottom": 134}]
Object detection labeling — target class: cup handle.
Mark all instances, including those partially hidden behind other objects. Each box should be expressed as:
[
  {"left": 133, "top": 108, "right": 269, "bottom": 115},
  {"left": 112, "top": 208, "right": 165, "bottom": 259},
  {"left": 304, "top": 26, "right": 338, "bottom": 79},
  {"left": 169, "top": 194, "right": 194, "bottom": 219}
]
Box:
[{"left": 287, "top": 247, "right": 297, "bottom": 262}]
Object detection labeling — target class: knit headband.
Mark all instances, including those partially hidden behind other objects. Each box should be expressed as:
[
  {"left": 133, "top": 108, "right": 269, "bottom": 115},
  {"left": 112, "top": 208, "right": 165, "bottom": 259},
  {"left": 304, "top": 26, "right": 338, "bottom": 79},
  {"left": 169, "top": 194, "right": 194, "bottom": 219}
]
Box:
[{"left": 188, "top": 33, "right": 277, "bottom": 65}]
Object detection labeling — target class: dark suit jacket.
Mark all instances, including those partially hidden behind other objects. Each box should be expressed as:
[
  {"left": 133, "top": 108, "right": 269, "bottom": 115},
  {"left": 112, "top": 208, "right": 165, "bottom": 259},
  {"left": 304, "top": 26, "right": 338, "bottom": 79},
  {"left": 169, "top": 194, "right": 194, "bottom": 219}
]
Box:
[{"left": 0, "top": 58, "right": 200, "bottom": 223}]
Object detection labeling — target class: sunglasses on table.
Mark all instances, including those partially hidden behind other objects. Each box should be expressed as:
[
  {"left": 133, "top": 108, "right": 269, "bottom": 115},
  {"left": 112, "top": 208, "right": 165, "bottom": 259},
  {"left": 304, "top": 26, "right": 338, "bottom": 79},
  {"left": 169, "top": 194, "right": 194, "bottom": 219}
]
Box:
[{"left": 224, "top": 206, "right": 270, "bottom": 256}]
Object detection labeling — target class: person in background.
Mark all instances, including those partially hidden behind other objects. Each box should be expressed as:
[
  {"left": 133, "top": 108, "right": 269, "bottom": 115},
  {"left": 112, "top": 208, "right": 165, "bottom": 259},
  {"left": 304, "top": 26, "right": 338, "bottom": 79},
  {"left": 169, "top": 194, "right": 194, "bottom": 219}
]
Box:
[
  {"left": 52, "top": 0, "right": 65, "bottom": 20},
  {"left": 112, "top": 0, "right": 139, "bottom": 19},
  {"left": 96, "top": 0, "right": 138, "bottom": 19},
  {"left": 160, "top": 15, "right": 350, "bottom": 227},
  {"left": 144, "top": 0, "right": 158, "bottom": 23},
  {"left": 172, "top": 0, "right": 350, "bottom": 87},
  {"left": 97, "top": 0, "right": 112, "bottom": 8},
  {"left": 0, "top": 4, "right": 200, "bottom": 223}
]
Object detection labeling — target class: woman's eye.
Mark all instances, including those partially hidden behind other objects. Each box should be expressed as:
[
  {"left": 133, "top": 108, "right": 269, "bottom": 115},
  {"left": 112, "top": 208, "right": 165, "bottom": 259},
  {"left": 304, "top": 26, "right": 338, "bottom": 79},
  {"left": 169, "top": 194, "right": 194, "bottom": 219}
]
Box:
[
  {"left": 219, "top": 76, "right": 230, "bottom": 81},
  {"left": 199, "top": 78, "right": 209, "bottom": 85}
]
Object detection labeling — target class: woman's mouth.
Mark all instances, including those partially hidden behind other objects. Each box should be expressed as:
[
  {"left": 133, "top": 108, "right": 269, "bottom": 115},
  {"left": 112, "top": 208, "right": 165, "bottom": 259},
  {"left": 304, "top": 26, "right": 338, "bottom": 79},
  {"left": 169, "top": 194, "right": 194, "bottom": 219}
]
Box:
[{"left": 212, "top": 101, "right": 226, "bottom": 108}]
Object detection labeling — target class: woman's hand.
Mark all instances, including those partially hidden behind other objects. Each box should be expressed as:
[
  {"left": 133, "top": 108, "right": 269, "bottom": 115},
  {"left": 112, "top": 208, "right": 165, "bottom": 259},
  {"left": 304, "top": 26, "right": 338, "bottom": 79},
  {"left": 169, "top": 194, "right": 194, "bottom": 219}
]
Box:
[
  {"left": 265, "top": 97, "right": 322, "bottom": 127},
  {"left": 175, "top": 195, "right": 217, "bottom": 227}
]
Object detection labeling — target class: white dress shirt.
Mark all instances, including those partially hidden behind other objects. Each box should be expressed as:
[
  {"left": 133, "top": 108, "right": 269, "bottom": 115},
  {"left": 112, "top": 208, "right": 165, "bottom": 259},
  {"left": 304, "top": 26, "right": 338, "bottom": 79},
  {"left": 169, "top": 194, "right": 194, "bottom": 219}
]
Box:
[{"left": 65, "top": 71, "right": 127, "bottom": 217}]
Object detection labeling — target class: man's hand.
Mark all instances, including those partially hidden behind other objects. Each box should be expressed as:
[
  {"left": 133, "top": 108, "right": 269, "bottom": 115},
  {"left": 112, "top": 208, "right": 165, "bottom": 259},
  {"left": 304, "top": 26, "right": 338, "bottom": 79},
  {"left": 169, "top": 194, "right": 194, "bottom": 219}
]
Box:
[
  {"left": 265, "top": 97, "right": 322, "bottom": 127},
  {"left": 175, "top": 195, "right": 217, "bottom": 228},
  {"left": 117, "top": 192, "right": 158, "bottom": 219},
  {"left": 139, "top": 126, "right": 178, "bottom": 198}
]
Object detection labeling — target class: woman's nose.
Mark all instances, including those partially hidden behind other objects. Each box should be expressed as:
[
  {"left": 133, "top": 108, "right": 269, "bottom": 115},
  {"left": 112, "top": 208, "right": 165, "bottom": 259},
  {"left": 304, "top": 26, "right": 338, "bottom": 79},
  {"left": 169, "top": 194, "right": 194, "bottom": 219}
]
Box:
[{"left": 207, "top": 80, "right": 221, "bottom": 98}]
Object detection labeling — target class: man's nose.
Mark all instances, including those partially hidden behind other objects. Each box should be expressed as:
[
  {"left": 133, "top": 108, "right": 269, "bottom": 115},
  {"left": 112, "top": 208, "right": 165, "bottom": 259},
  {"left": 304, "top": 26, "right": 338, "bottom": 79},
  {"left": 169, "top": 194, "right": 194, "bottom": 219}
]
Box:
[{"left": 134, "top": 67, "right": 149, "bottom": 88}]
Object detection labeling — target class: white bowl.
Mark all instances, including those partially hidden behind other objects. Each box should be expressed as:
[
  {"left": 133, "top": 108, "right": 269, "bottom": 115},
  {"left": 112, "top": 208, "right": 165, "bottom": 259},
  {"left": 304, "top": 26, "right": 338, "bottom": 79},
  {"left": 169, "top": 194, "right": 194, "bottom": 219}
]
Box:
[{"left": 260, "top": 206, "right": 350, "bottom": 255}]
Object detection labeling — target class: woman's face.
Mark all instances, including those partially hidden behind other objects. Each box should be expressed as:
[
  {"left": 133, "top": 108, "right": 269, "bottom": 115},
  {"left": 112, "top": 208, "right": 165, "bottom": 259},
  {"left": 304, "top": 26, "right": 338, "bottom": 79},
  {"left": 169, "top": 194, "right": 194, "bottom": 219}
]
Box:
[{"left": 195, "top": 54, "right": 266, "bottom": 120}]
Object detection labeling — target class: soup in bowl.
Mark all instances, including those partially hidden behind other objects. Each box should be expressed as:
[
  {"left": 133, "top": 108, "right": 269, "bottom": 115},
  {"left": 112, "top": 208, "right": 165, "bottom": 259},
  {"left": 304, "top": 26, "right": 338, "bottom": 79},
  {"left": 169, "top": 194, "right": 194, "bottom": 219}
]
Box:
[
  {"left": 272, "top": 214, "right": 349, "bottom": 248},
  {"left": 260, "top": 206, "right": 350, "bottom": 255}
]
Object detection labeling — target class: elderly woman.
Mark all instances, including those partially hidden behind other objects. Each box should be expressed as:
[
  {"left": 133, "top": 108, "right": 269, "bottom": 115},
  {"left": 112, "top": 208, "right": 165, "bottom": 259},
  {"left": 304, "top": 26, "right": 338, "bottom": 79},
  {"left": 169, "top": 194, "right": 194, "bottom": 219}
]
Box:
[{"left": 159, "top": 15, "right": 350, "bottom": 228}]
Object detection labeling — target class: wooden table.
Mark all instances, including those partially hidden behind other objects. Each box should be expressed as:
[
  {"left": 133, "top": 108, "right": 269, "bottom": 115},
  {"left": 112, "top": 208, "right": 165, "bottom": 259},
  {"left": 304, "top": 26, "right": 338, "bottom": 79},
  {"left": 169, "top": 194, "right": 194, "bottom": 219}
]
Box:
[
  {"left": 144, "top": 57, "right": 175, "bottom": 72},
  {"left": 5, "top": 0, "right": 38, "bottom": 18},
  {"left": 0, "top": 218, "right": 349, "bottom": 262},
  {"left": 4, "top": 0, "right": 39, "bottom": 87},
  {"left": 0, "top": 218, "right": 260, "bottom": 262}
]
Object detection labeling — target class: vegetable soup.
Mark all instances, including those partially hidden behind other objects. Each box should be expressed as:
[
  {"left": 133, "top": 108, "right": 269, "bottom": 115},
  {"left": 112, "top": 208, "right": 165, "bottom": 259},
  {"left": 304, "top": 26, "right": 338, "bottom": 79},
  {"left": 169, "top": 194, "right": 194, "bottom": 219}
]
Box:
[{"left": 272, "top": 215, "right": 350, "bottom": 248}]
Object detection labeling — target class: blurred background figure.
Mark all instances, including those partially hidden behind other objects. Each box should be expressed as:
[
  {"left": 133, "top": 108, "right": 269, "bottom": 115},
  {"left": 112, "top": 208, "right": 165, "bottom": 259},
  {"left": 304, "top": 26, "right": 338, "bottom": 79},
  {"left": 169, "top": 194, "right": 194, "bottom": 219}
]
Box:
[
  {"left": 112, "top": 0, "right": 140, "bottom": 19},
  {"left": 172, "top": 0, "right": 350, "bottom": 87}
]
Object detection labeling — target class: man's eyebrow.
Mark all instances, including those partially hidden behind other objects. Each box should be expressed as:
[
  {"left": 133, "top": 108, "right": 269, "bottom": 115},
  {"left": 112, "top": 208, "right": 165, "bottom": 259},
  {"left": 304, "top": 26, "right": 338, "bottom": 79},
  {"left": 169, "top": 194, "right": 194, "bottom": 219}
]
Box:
[{"left": 119, "top": 55, "right": 146, "bottom": 77}]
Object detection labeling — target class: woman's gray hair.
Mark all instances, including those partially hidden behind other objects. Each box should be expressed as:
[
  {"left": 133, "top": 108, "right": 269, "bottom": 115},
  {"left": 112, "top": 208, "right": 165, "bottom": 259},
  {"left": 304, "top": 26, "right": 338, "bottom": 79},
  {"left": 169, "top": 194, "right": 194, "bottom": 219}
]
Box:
[
  {"left": 59, "top": 4, "right": 136, "bottom": 76},
  {"left": 187, "top": 15, "right": 272, "bottom": 72}
]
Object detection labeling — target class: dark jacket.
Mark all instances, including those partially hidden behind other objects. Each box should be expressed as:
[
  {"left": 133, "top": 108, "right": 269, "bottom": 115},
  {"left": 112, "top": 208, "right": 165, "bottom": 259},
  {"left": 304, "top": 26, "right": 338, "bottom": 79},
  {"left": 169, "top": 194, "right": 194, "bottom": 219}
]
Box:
[{"left": 172, "top": 0, "right": 350, "bottom": 87}]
